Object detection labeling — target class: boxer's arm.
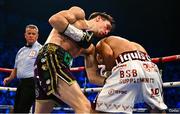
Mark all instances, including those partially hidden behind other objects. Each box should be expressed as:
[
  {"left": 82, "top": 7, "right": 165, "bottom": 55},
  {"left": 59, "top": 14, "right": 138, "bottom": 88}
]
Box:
[
  {"left": 81, "top": 44, "right": 94, "bottom": 55},
  {"left": 96, "top": 40, "right": 115, "bottom": 71},
  {"left": 49, "top": 6, "right": 85, "bottom": 33},
  {"left": 84, "top": 46, "right": 106, "bottom": 86},
  {"left": 49, "top": 6, "right": 93, "bottom": 47}
]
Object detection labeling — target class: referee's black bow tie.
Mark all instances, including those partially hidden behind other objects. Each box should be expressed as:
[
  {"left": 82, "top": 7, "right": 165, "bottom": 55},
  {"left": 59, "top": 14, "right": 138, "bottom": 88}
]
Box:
[{"left": 25, "top": 44, "right": 32, "bottom": 48}]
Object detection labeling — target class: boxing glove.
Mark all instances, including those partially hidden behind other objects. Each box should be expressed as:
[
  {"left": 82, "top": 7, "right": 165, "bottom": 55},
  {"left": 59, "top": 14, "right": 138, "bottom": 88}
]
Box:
[
  {"left": 63, "top": 24, "right": 94, "bottom": 48},
  {"left": 77, "top": 30, "right": 94, "bottom": 48}
]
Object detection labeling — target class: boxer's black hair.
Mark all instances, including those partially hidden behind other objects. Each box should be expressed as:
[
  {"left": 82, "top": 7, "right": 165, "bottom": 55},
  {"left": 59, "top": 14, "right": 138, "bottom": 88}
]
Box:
[{"left": 88, "top": 12, "right": 115, "bottom": 32}]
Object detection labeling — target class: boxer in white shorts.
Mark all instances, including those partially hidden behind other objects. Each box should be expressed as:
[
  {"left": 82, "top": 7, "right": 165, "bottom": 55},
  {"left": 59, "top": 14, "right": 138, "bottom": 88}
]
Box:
[{"left": 84, "top": 35, "right": 167, "bottom": 113}]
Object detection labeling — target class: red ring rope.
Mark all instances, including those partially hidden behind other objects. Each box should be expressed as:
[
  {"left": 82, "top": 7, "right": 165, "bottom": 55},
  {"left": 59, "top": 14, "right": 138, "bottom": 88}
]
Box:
[
  {"left": 151, "top": 55, "right": 180, "bottom": 63},
  {"left": 0, "top": 55, "right": 179, "bottom": 73},
  {"left": 0, "top": 67, "right": 86, "bottom": 73}
]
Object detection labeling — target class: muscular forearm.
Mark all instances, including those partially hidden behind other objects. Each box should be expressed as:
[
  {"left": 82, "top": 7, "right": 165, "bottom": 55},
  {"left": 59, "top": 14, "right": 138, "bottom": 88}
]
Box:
[
  {"left": 86, "top": 67, "right": 106, "bottom": 86},
  {"left": 85, "top": 51, "right": 105, "bottom": 86}
]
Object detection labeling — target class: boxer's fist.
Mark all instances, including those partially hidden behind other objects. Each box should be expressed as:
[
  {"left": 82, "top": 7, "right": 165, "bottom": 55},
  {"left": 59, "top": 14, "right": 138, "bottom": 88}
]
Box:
[{"left": 77, "top": 30, "right": 94, "bottom": 49}]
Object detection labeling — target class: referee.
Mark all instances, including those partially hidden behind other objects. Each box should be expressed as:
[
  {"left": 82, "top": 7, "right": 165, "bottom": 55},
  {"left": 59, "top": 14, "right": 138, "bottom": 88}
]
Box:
[{"left": 3, "top": 24, "right": 42, "bottom": 113}]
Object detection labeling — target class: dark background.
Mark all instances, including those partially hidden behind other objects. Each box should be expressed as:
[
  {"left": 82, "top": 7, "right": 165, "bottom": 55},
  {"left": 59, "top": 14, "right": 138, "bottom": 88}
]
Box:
[
  {"left": 0, "top": 0, "right": 179, "bottom": 113},
  {"left": 0, "top": 0, "right": 179, "bottom": 57}
]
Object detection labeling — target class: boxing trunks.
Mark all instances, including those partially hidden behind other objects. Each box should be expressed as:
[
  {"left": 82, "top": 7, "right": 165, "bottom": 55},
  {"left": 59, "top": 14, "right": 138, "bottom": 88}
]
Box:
[
  {"left": 34, "top": 43, "right": 75, "bottom": 101},
  {"left": 95, "top": 50, "right": 167, "bottom": 113}
]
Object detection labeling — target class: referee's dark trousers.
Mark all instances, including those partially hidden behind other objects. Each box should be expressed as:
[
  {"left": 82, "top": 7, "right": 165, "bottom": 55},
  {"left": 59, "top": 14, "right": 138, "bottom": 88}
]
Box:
[{"left": 14, "top": 77, "right": 35, "bottom": 113}]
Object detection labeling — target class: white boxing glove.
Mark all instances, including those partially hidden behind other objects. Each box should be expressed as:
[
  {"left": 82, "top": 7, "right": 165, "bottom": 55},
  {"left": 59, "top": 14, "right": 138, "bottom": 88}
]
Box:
[{"left": 98, "top": 65, "right": 111, "bottom": 78}]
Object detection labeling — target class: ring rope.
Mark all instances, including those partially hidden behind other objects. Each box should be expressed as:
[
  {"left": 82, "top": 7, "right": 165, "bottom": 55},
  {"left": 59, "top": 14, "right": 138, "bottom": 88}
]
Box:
[
  {"left": 0, "top": 55, "right": 179, "bottom": 73},
  {"left": 0, "top": 67, "right": 86, "bottom": 73},
  {"left": 0, "top": 81, "right": 180, "bottom": 92},
  {"left": 151, "top": 55, "right": 180, "bottom": 63}
]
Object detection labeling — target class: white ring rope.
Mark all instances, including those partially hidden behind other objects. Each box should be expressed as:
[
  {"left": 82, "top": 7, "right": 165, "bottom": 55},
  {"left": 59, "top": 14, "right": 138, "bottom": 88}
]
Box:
[
  {"left": 163, "top": 81, "right": 180, "bottom": 88},
  {"left": 1, "top": 81, "right": 180, "bottom": 92},
  {"left": 0, "top": 105, "right": 13, "bottom": 109},
  {"left": 0, "top": 86, "right": 17, "bottom": 91}
]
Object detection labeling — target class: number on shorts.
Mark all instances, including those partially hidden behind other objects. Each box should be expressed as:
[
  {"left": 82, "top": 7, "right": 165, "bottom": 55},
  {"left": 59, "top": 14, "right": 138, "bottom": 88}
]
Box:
[{"left": 151, "top": 88, "right": 159, "bottom": 97}]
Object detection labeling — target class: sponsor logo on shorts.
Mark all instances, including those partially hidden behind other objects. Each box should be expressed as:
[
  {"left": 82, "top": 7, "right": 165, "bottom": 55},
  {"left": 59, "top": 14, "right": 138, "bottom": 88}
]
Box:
[
  {"left": 119, "top": 78, "right": 154, "bottom": 84},
  {"left": 108, "top": 89, "right": 127, "bottom": 95},
  {"left": 115, "top": 51, "right": 151, "bottom": 65},
  {"left": 143, "top": 63, "right": 159, "bottom": 72}
]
